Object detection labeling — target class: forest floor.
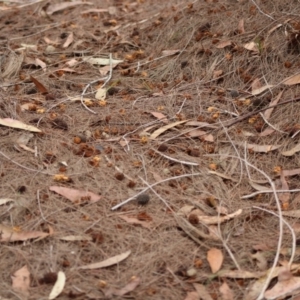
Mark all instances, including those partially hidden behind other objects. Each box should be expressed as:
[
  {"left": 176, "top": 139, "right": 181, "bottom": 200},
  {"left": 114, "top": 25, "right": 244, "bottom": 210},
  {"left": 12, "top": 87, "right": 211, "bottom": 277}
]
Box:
[{"left": 1, "top": 0, "right": 300, "bottom": 299}]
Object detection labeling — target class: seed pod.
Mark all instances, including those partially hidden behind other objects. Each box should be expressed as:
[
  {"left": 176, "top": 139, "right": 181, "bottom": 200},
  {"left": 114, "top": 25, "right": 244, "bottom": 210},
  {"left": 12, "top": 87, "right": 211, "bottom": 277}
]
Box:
[{"left": 136, "top": 194, "right": 150, "bottom": 205}]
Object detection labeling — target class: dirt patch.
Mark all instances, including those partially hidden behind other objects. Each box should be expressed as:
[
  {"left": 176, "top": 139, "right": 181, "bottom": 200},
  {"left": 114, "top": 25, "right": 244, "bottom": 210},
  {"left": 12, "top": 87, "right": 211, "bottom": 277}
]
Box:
[{"left": 1, "top": 0, "right": 300, "bottom": 299}]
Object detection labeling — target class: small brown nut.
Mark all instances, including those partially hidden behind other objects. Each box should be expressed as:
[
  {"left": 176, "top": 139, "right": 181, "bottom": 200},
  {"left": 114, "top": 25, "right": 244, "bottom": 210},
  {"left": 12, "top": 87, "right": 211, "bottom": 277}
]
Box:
[{"left": 136, "top": 194, "right": 150, "bottom": 205}]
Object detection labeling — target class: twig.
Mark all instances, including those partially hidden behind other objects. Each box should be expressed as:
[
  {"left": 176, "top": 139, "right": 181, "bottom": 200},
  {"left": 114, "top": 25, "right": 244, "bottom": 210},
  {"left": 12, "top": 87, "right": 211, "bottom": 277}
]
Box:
[
  {"left": 134, "top": 61, "right": 140, "bottom": 74},
  {"left": 292, "top": 130, "right": 300, "bottom": 139},
  {"left": 0, "top": 203, "right": 13, "bottom": 217},
  {"left": 139, "top": 176, "right": 173, "bottom": 211},
  {"left": 175, "top": 98, "right": 186, "bottom": 115},
  {"left": 0, "top": 150, "right": 53, "bottom": 175},
  {"left": 238, "top": 159, "right": 283, "bottom": 300},
  {"left": 111, "top": 172, "right": 204, "bottom": 210},
  {"left": 121, "top": 119, "right": 161, "bottom": 152},
  {"left": 80, "top": 53, "right": 113, "bottom": 114},
  {"left": 162, "top": 124, "right": 217, "bottom": 144},
  {"left": 253, "top": 206, "right": 295, "bottom": 269},
  {"left": 80, "top": 78, "right": 100, "bottom": 114},
  {"left": 138, "top": 154, "right": 148, "bottom": 181},
  {"left": 151, "top": 147, "right": 199, "bottom": 166},
  {"left": 219, "top": 121, "right": 243, "bottom": 187},
  {"left": 259, "top": 112, "right": 286, "bottom": 134},
  {"left": 104, "top": 155, "right": 134, "bottom": 182},
  {"left": 206, "top": 153, "right": 283, "bottom": 300},
  {"left": 241, "top": 188, "right": 300, "bottom": 199},
  {"left": 37, "top": 189, "right": 47, "bottom": 223},
  {"left": 220, "top": 232, "right": 241, "bottom": 270},
  {"left": 9, "top": 22, "right": 61, "bottom": 41},
  {"left": 100, "top": 53, "right": 113, "bottom": 87},
  {"left": 166, "top": 267, "right": 185, "bottom": 289},
  {"left": 0, "top": 150, "right": 89, "bottom": 176},
  {"left": 224, "top": 96, "right": 300, "bottom": 127},
  {"left": 37, "top": 91, "right": 97, "bottom": 127},
  {"left": 250, "top": 0, "right": 275, "bottom": 20}
]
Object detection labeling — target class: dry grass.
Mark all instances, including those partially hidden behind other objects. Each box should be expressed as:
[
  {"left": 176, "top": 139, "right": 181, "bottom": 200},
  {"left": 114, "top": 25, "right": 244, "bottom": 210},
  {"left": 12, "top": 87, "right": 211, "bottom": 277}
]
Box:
[{"left": 1, "top": 0, "right": 300, "bottom": 299}]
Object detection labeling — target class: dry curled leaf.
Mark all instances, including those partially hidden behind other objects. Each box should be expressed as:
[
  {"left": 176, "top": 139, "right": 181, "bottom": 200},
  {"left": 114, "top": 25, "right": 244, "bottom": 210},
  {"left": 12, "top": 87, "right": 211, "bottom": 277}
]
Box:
[
  {"left": 281, "top": 144, "right": 300, "bottom": 156},
  {"left": 238, "top": 19, "right": 245, "bottom": 34},
  {"left": 105, "top": 276, "right": 140, "bottom": 297},
  {"left": 150, "top": 120, "right": 189, "bottom": 139},
  {"left": 95, "top": 88, "right": 106, "bottom": 100},
  {"left": 118, "top": 215, "right": 152, "bottom": 229},
  {"left": 184, "top": 291, "right": 200, "bottom": 300},
  {"left": 63, "top": 32, "right": 73, "bottom": 48},
  {"left": 191, "top": 209, "right": 242, "bottom": 225},
  {"left": 0, "top": 118, "right": 41, "bottom": 132},
  {"left": 0, "top": 198, "right": 14, "bottom": 205},
  {"left": 46, "top": 1, "right": 92, "bottom": 15},
  {"left": 219, "top": 282, "right": 234, "bottom": 300},
  {"left": 244, "top": 266, "right": 299, "bottom": 300},
  {"left": 150, "top": 111, "right": 168, "bottom": 124},
  {"left": 30, "top": 75, "right": 48, "bottom": 94},
  {"left": 264, "top": 269, "right": 300, "bottom": 300},
  {"left": 208, "top": 171, "right": 237, "bottom": 182},
  {"left": 49, "top": 186, "right": 101, "bottom": 204},
  {"left": 186, "top": 129, "right": 214, "bottom": 142},
  {"left": 235, "top": 142, "right": 281, "bottom": 153},
  {"left": 283, "top": 74, "right": 300, "bottom": 86},
  {"left": 282, "top": 168, "right": 300, "bottom": 177},
  {"left": 0, "top": 225, "right": 49, "bottom": 242},
  {"left": 83, "top": 57, "right": 123, "bottom": 66},
  {"left": 49, "top": 271, "right": 66, "bottom": 300},
  {"left": 216, "top": 40, "right": 232, "bottom": 49},
  {"left": 251, "top": 252, "right": 268, "bottom": 271},
  {"left": 57, "top": 235, "right": 92, "bottom": 241},
  {"left": 251, "top": 84, "right": 273, "bottom": 96},
  {"left": 78, "top": 250, "right": 131, "bottom": 270},
  {"left": 12, "top": 265, "right": 30, "bottom": 297},
  {"left": 218, "top": 269, "right": 264, "bottom": 279},
  {"left": 193, "top": 283, "right": 213, "bottom": 300},
  {"left": 161, "top": 49, "right": 180, "bottom": 56},
  {"left": 35, "top": 58, "right": 47, "bottom": 71},
  {"left": 263, "top": 91, "right": 283, "bottom": 120},
  {"left": 244, "top": 41, "right": 259, "bottom": 52}
]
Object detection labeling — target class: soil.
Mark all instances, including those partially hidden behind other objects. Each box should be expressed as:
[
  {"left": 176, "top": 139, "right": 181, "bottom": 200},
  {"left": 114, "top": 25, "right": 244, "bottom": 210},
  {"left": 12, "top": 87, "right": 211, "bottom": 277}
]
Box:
[{"left": 1, "top": 0, "right": 300, "bottom": 299}]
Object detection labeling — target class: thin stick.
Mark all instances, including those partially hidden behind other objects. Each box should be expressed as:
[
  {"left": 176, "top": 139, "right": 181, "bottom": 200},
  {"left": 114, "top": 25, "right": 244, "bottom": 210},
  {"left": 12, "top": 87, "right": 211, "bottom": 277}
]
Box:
[
  {"left": 0, "top": 150, "right": 89, "bottom": 176},
  {"left": 80, "top": 78, "right": 100, "bottom": 114},
  {"left": 206, "top": 153, "right": 283, "bottom": 300},
  {"left": 100, "top": 53, "right": 113, "bottom": 87},
  {"left": 253, "top": 206, "right": 295, "bottom": 269},
  {"left": 224, "top": 96, "right": 300, "bottom": 127},
  {"left": 9, "top": 23, "right": 61, "bottom": 41},
  {"left": 250, "top": 0, "right": 275, "bottom": 20},
  {"left": 259, "top": 112, "right": 286, "bottom": 134},
  {"left": 111, "top": 172, "right": 203, "bottom": 210},
  {"left": 121, "top": 119, "right": 161, "bottom": 152},
  {"left": 104, "top": 155, "right": 134, "bottom": 182},
  {"left": 220, "top": 121, "right": 243, "bottom": 187},
  {"left": 37, "top": 190, "right": 47, "bottom": 223},
  {"left": 176, "top": 98, "right": 186, "bottom": 115},
  {"left": 239, "top": 159, "right": 283, "bottom": 300},
  {"left": 241, "top": 189, "right": 300, "bottom": 199},
  {"left": 151, "top": 148, "right": 199, "bottom": 166},
  {"left": 162, "top": 124, "right": 217, "bottom": 144},
  {"left": 80, "top": 53, "right": 113, "bottom": 114},
  {"left": 139, "top": 176, "right": 173, "bottom": 211},
  {"left": 0, "top": 150, "right": 53, "bottom": 175},
  {"left": 138, "top": 154, "right": 148, "bottom": 181}
]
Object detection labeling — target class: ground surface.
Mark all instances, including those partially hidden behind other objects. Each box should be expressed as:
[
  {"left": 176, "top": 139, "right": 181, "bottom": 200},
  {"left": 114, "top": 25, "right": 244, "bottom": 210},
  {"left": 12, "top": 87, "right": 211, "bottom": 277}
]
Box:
[{"left": 1, "top": 0, "right": 300, "bottom": 299}]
